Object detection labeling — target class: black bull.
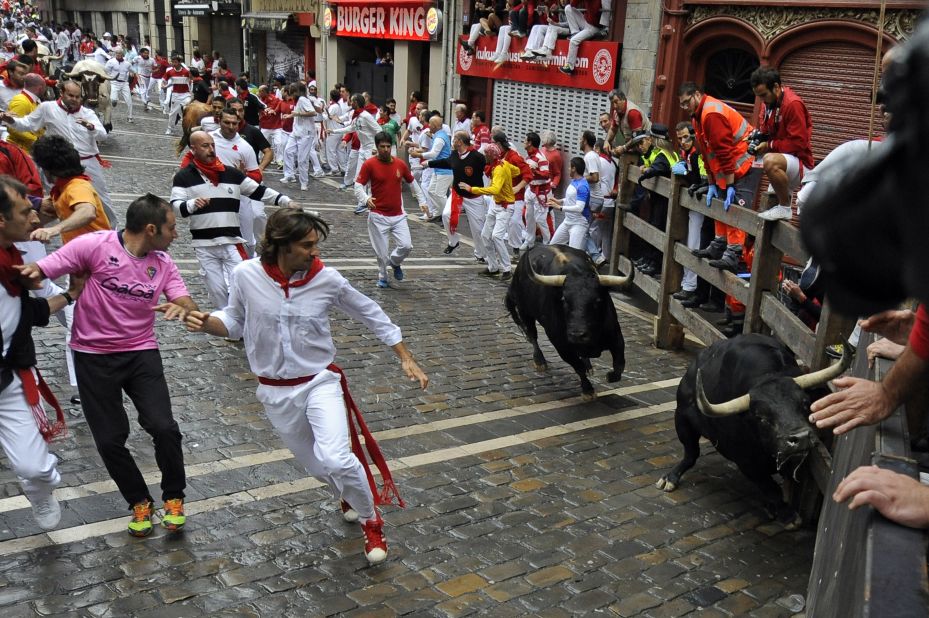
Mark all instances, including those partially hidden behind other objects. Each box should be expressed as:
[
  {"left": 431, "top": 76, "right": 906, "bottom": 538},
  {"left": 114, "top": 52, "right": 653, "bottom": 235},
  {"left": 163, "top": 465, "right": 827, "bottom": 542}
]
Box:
[
  {"left": 656, "top": 334, "right": 851, "bottom": 525},
  {"left": 801, "top": 19, "right": 929, "bottom": 315},
  {"left": 505, "top": 245, "right": 632, "bottom": 398}
]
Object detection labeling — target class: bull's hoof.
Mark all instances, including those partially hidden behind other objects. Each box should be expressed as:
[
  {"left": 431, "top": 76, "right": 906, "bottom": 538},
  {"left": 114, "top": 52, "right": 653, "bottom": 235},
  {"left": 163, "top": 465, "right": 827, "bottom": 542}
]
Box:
[
  {"left": 532, "top": 361, "right": 548, "bottom": 373},
  {"left": 581, "top": 390, "right": 597, "bottom": 402},
  {"left": 656, "top": 476, "right": 677, "bottom": 492},
  {"left": 776, "top": 508, "right": 802, "bottom": 531},
  {"left": 606, "top": 370, "right": 622, "bottom": 383}
]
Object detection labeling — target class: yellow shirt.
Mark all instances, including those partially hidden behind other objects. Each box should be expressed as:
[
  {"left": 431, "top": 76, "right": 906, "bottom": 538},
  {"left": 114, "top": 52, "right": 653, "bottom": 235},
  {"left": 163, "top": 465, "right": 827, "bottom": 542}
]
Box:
[
  {"left": 470, "top": 160, "right": 520, "bottom": 205},
  {"left": 7, "top": 91, "right": 42, "bottom": 152},
  {"left": 54, "top": 177, "right": 110, "bottom": 244}
]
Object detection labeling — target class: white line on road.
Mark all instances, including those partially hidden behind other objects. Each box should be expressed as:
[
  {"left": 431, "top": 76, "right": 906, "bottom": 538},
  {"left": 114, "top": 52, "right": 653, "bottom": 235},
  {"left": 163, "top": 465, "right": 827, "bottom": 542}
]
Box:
[
  {"left": 0, "top": 378, "right": 678, "bottom": 519},
  {"left": 0, "top": 398, "right": 676, "bottom": 556}
]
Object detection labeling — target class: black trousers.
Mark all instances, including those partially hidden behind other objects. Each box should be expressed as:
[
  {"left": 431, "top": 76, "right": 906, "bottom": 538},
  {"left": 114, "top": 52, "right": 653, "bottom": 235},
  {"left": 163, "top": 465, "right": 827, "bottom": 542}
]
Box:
[{"left": 74, "top": 350, "right": 185, "bottom": 508}]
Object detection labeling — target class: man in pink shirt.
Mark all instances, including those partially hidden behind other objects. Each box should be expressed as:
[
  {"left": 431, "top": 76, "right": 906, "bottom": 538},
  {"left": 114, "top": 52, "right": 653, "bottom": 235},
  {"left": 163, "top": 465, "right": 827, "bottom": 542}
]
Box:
[{"left": 17, "top": 194, "right": 199, "bottom": 538}]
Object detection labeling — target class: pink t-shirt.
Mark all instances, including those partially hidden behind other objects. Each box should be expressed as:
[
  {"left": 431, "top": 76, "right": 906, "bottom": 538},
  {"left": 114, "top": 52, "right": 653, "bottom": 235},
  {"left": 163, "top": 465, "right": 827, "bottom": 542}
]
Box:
[{"left": 38, "top": 230, "right": 189, "bottom": 354}]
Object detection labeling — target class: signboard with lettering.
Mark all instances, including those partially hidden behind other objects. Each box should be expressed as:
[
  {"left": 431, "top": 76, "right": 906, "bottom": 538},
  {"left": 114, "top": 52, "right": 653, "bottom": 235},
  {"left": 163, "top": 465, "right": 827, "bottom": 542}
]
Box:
[
  {"left": 455, "top": 35, "right": 619, "bottom": 92},
  {"left": 331, "top": 3, "right": 442, "bottom": 41}
]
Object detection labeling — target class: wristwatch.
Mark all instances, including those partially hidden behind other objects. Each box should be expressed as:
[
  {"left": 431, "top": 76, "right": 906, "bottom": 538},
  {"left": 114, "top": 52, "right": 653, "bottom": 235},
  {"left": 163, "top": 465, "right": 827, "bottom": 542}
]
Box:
[{"left": 62, "top": 292, "right": 74, "bottom": 305}]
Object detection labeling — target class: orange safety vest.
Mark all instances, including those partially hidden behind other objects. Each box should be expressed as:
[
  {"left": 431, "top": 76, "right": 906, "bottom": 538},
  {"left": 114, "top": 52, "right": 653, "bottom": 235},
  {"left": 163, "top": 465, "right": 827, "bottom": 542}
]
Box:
[{"left": 693, "top": 95, "right": 755, "bottom": 188}]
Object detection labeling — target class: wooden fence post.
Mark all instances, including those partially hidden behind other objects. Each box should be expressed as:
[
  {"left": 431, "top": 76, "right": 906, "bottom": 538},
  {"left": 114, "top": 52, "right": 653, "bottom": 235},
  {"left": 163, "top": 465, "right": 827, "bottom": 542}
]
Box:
[
  {"left": 654, "top": 177, "right": 687, "bottom": 349},
  {"left": 609, "top": 154, "right": 636, "bottom": 276},
  {"left": 743, "top": 220, "right": 783, "bottom": 336}
]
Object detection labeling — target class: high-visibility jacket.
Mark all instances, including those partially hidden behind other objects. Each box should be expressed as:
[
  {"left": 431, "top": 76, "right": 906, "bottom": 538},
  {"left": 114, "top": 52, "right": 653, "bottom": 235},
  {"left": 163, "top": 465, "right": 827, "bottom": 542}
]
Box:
[
  {"left": 692, "top": 94, "right": 754, "bottom": 188},
  {"left": 642, "top": 145, "right": 679, "bottom": 168}
]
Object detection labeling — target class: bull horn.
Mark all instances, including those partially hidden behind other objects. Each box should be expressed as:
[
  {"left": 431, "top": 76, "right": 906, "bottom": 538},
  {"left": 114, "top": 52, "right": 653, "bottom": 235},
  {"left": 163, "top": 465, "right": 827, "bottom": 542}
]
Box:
[
  {"left": 597, "top": 269, "right": 633, "bottom": 288},
  {"left": 792, "top": 341, "right": 854, "bottom": 390},
  {"left": 696, "top": 369, "right": 751, "bottom": 417},
  {"left": 526, "top": 260, "right": 565, "bottom": 287}
]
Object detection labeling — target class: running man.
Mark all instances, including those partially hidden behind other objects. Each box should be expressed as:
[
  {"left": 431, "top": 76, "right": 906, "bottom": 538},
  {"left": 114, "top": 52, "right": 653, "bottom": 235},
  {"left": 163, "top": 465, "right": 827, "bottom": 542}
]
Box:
[{"left": 183, "top": 208, "right": 429, "bottom": 564}]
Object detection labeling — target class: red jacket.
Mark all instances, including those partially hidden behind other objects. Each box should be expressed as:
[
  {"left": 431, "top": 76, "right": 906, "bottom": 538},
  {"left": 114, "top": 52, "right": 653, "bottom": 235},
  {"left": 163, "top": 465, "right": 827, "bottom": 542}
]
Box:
[
  {"left": 693, "top": 94, "right": 755, "bottom": 188},
  {"left": 542, "top": 146, "right": 563, "bottom": 190},
  {"left": 259, "top": 94, "right": 283, "bottom": 130},
  {"left": 0, "top": 141, "right": 42, "bottom": 198},
  {"left": 759, "top": 86, "right": 814, "bottom": 169},
  {"left": 502, "top": 147, "right": 532, "bottom": 200}
]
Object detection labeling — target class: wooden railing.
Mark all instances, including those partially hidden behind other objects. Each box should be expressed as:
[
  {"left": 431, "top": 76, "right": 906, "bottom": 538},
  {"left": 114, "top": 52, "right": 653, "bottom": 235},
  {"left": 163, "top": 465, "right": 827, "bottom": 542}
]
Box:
[
  {"left": 805, "top": 334, "right": 929, "bottom": 616},
  {"left": 608, "top": 155, "right": 854, "bottom": 371}
]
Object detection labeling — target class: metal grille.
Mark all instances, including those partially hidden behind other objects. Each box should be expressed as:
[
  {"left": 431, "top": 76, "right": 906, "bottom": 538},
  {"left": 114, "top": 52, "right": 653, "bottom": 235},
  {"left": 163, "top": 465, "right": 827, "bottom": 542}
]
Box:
[
  {"left": 492, "top": 80, "right": 608, "bottom": 163},
  {"left": 780, "top": 42, "right": 884, "bottom": 164}
]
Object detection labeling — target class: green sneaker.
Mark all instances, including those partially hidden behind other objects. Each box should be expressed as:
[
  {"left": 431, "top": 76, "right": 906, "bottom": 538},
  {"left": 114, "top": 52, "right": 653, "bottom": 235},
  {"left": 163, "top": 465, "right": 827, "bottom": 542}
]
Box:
[
  {"left": 161, "top": 498, "right": 186, "bottom": 531},
  {"left": 128, "top": 500, "right": 154, "bottom": 537}
]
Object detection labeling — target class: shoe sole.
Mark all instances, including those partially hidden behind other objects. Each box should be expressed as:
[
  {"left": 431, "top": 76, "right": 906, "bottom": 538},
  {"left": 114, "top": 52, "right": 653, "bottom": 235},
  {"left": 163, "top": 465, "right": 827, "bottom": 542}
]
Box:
[
  {"left": 128, "top": 526, "right": 153, "bottom": 537},
  {"left": 161, "top": 521, "right": 185, "bottom": 532}
]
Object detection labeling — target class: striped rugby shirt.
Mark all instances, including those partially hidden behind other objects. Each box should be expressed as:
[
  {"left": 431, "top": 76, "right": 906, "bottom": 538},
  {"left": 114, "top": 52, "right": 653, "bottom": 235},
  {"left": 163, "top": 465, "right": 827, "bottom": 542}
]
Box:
[{"left": 171, "top": 163, "right": 292, "bottom": 247}]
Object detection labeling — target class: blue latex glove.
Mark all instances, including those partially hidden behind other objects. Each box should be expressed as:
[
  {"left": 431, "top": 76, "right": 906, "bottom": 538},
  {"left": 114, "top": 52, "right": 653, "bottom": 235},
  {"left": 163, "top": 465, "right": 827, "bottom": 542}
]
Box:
[
  {"left": 723, "top": 186, "right": 737, "bottom": 211},
  {"left": 705, "top": 184, "right": 718, "bottom": 207},
  {"left": 671, "top": 161, "right": 688, "bottom": 176}
]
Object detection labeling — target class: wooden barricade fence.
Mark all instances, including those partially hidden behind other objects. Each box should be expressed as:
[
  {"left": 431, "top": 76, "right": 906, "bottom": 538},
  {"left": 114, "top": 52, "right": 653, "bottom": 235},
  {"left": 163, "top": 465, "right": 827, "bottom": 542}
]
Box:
[{"left": 608, "top": 155, "right": 855, "bottom": 372}]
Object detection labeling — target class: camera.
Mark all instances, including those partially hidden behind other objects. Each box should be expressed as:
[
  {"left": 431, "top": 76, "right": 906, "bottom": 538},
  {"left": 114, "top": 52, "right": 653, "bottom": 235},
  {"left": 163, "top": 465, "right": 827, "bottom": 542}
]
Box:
[{"left": 747, "top": 129, "right": 769, "bottom": 156}]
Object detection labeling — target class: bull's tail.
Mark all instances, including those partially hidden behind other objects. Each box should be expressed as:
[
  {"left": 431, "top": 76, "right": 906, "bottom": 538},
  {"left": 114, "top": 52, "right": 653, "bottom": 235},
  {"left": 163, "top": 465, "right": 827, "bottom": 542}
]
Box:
[
  {"left": 175, "top": 133, "right": 188, "bottom": 157},
  {"left": 505, "top": 292, "right": 526, "bottom": 335}
]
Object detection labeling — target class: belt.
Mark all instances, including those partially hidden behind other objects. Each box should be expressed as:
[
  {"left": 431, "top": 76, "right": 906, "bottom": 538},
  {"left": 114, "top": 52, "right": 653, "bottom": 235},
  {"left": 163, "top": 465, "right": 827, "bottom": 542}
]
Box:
[
  {"left": 80, "top": 153, "right": 112, "bottom": 168},
  {"left": 114, "top": 79, "right": 126, "bottom": 82},
  {"left": 258, "top": 374, "right": 315, "bottom": 386}
]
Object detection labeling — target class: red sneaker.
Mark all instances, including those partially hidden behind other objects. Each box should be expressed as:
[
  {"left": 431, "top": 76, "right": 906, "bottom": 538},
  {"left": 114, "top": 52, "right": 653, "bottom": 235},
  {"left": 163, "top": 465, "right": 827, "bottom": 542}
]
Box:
[
  {"left": 341, "top": 500, "right": 359, "bottom": 523},
  {"left": 361, "top": 515, "right": 388, "bottom": 565}
]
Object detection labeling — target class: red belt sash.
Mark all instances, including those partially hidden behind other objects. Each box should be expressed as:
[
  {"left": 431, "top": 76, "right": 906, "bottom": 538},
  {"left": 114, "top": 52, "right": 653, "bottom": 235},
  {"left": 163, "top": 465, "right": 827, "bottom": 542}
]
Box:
[
  {"left": 257, "top": 363, "right": 404, "bottom": 507},
  {"left": 18, "top": 368, "right": 66, "bottom": 443},
  {"left": 80, "top": 153, "right": 112, "bottom": 168}
]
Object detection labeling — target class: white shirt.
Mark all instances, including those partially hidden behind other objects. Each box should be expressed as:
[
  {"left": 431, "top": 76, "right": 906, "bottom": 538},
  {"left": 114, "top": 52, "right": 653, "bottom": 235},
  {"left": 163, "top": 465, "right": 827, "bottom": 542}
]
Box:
[
  {"left": 0, "top": 82, "right": 20, "bottom": 111},
  {"left": 9, "top": 101, "right": 108, "bottom": 156},
  {"left": 190, "top": 57, "right": 205, "bottom": 72},
  {"left": 200, "top": 116, "right": 219, "bottom": 133},
  {"left": 583, "top": 150, "right": 604, "bottom": 199},
  {"left": 308, "top": 96, "right": 325, "bottom": 123},
  {"left": 453, "top": 117, "right": 471, "bottom": 135},
  {"left": 210, "top": 129, "right": 258, "bottom": 171},
  {"left": 214, "top": 260, "right": 402, "bottom": 379},
  {"left": 91, "top": 48, "right": 110, "bottom": 65},
  {"left": 599, "top": 157, "right": 616, "bottom": 205},
  {"left": 325, "top": 102, "right": 344, "bottom": 132},
  {"left": 561, "top": 181, "right": 588, "bottom": 224},
  {"left": 331, "top": 110, "right": 380, "bottom": 154},
  {"left": 105, "top": 58, "right": 132, "bottom": 81},
  {"left": 55, "top": 31, "right": 70, "bottom": 53},
  {"left": 134, "top": 56, "right": 155, "bottom": 78},
  {"left": 291, "top": 96, "right": 318, "bottom": 137},
  {"left": 0, "top": 284, "right": 19, "bottom": 357}
]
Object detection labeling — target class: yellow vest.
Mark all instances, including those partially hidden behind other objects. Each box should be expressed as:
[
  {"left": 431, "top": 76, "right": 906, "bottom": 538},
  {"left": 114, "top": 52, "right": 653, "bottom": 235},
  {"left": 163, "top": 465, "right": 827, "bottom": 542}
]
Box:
[
  {"left": 642, "top": 146, "right": 679, "bottom": 168},
  {"left": 7, "top": 92, "right": 42, "bottom": 152}
]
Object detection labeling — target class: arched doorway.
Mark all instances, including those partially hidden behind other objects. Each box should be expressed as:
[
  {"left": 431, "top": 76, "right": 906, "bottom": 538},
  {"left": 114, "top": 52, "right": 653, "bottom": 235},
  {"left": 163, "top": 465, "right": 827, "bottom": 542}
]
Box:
[{"left": 703, "top": 47, "right": 760, "bottom": 117}]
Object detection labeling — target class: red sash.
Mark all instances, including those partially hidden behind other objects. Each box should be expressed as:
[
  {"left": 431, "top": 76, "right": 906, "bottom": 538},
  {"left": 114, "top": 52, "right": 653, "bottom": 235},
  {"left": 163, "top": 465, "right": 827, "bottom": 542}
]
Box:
[
  {"left": 449, "top": 192, "right": 463, "bottom": 235},
  {"left": 18, "top": 369, "right": 66, "bottom": 443},
  {"left": 257, "top": 364, "right": 404, "bottom": 507}
]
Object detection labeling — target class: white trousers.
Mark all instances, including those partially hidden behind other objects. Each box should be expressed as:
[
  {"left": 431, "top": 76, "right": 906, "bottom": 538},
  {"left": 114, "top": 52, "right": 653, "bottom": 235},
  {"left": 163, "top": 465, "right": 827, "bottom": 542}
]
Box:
[
  {"left": 138, "top": 75, "right": 158, "bottom": 105},
  {"left": 261, "top": 128, "right": 283, "bottom": 165},
  {"left": 443, "top": 194, "right": 487, "bottom": 259},
  {"left": 257, "top": 371, "right": 376, "bottom": 523},
  {"left": 337, "top": 140, "right": 350, "bottom": 174},
  {"left": 195, "top": 243, "right": 245, "bottom": 309},
  {"left": 526, "top": 25, "right": 547, "bottom": 52},
  {"left": 427, "top": 173, "right": 453, "bottom": 218},
  {"left": 286, "top": 132, "right": 323, "bottom": 186},
  {"left": 492, "top": 26, "right": 513, "bottom": 62},
  {"left": 110, "top": 81, "right": 132, "bottom": 119},
  {"left": 16, "top": 241, "right": 75, "bottom": 387},
  {"left": 507, "top": 199, "right": 527, "bottom": 249},
  {"left": 589, "top": 206, "right": 614, "bottom": 261},
  {"left": 325, "top": 134, "right": 343, "bottom": 173},
  {"left": 541, "top": 24, "right": 570, "bottom": 54},
  {"left": 482, "top": 203, "right": 513, "bottom": 273},
  {"left": 343, "top": 149, "right": 359, "bottom": 187},
  {"left": 282, "top": 131, "right": 297, "bottom": 180},
  {"left": 682, "top": 209, "right": 705, "bottom": 292},
  {"left": 523, "top": 187, "right": 552, "bottom": 249},
  {"left": 550, "top": 219, "right": 589, "bottom": 250},
  {"left": 367, "top": 212, "right": 412, "bottom": 280},
  {"left": 165, "top": 92, "right": 191, "bottom": 131},
  {"left": 468, "top": 23, "right": 483, "bottom": 46},
  {"left": 565, "top": 6, "right": 600, "bottom": 67},
  {"left": 0, "top": 372, "right": 61, "bottom": 502},
  {"left": 82, "top": 155, "right": 117, "bottom": 229}
]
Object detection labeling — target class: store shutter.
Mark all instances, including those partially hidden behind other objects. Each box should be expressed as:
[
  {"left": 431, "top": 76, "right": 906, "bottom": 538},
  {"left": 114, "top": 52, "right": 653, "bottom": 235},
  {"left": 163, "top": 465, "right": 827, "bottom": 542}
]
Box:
[
  {"left": 266, "top": 28, "right": 308, "bottom": 83},
  {"left": 779, "top": 42, "right": 884, "bottom": 164},
  {"left": 493, "top": 80, "right": 608, "bottom": 188},
  {"left": 212, "top": 16, "right": 242, "bottom": 74}
]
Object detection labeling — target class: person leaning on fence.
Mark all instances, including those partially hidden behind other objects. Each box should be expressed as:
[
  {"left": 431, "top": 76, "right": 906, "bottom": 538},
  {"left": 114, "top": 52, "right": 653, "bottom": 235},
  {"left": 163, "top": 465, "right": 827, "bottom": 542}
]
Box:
[
  {"left": 749, "top": 66, "right": 814, "bottom": 222},
  {"left": 670, "top": 120, "right": 710, "bottom": 308},
  {"left": 630, "top": 125, "right": 679, "bottom": 278},
  {"left": 679, "top": 81, "right": 763, "bottom": 274}
]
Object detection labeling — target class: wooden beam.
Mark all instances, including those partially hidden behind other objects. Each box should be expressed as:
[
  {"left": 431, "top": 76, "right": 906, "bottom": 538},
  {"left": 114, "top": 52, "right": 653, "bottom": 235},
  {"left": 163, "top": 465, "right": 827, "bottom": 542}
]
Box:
[
  {"left": 669, "top": 298, "right": 725, "bottom": 347},
  {"left": 673, "top": 243, "right": 751, "bottom": 304},
  {"left": 760, "top": 292, "right": 816, "bottom": 365},
  {"left": 744, "top": 220, "right": 784, "bottom": 334},
  {"left": 623, "top": 212, "right": 667, "bottom": 251},
  {"left": 771, "top": 222, "right": 808, "bottom": 262},
  {"left": 655, "top": 178, "right": 689, "bottom": 350}
]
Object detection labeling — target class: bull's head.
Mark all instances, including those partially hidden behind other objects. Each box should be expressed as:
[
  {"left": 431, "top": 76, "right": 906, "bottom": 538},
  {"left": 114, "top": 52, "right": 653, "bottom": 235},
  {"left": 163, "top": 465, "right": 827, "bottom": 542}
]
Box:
[
  {"left": 65, "top": 62, "right": 112, "bottom": 110},
  {"left": 526, "top": 260, "right": 632, "bottom": 348},
  {"left": 695, "top": 344, "right": 853, "bottom": 467}
]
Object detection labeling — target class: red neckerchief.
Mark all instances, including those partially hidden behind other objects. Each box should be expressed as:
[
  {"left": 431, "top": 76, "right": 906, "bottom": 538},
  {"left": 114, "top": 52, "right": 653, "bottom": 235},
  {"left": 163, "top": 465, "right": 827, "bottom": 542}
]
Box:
[
  {"left": 57, "top": 99, "right": 79, "bottom": 114},
  {"left": 599, "top": 151, "right": 612, "bottom": 162},
  {"left": 364, "top": 103, "right": 378, "bottom": 115},
  {"left": 0, "top": 243, "right": 23, "bottom": 296},
  {"left": 50, "top": 174, "right": 92, "bottom": 202},
  {"left": 262, "top": 258, "right": 324, "bottom": 298},
  {"left": 191, "top": 157, "right": 225, "bottom": 186},
  {"left": 351, "top": 106, "right": 363, "bottom": 119}
]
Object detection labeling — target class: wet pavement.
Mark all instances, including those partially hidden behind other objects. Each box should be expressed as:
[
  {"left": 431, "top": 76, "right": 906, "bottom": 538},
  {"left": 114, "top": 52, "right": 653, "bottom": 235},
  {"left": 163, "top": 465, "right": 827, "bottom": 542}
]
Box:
[{"left": 0, "top": 97, "right": 811, "bottom": 616}]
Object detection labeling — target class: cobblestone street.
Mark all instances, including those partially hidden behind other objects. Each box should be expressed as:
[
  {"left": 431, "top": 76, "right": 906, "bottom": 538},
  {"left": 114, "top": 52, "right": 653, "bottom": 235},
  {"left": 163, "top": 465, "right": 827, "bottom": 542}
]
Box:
[{"left": 0, "top": 102, "right": 813, "bottom": 617}]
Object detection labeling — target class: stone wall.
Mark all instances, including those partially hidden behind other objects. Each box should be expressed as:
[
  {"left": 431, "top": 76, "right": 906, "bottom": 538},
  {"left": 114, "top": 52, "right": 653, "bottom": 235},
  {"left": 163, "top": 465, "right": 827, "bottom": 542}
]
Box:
[{"left": 619, "top": 0, "right": 661, "bottom": 118}]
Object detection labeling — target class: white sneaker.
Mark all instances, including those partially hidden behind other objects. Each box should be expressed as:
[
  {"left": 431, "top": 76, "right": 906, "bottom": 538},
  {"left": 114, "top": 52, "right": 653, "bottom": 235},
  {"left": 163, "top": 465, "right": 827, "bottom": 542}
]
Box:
[
  {"left": 31, "top": 493, "right": 61, "bottom": 530},
  {"left": 164, "top": 129, "right": 172, "bottom": 135},
  {"left": 280, "top": 176, "right": 295, "bottom": 184},
  {"left": 300, "top": 184, "right": 309, "bottom": 191},
  {"left": 312, "top": 171, "right": 325, "bottom": 178},
  {"left": 594, "top": 255, "right": 607, "bottom": 266},
  {"left": 757, "top": 204, "right": 792, "bottom": 221}
]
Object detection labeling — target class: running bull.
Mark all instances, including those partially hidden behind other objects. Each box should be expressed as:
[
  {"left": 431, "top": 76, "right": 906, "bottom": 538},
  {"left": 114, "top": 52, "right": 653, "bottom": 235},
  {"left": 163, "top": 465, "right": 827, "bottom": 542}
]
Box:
[
  {"left": 657, "top": 334, "right": 851, "bottom": 526},
  {"left": 505, "top": 245, "right": 632, "bottom": 399}
]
